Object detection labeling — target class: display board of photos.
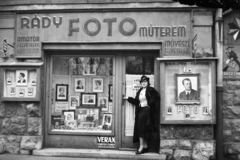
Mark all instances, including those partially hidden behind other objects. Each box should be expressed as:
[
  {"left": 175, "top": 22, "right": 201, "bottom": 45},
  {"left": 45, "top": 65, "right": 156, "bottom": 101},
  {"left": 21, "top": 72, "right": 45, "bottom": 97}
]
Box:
[
  {"left": 50, "top": 56, "right": 114, "bottom": 133},
  {"left": 1, "top": 66, "right": 41, "bottom": 101},
  {"left": 159, "top": 59, "right": 216, "bottom": 124}
]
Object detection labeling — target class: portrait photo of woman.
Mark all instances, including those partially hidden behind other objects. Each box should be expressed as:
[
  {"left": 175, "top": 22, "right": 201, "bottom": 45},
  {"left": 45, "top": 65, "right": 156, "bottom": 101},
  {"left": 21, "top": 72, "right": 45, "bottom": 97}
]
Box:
[{"left": 93, "top": 78, "right": 103, "bottom": 92}]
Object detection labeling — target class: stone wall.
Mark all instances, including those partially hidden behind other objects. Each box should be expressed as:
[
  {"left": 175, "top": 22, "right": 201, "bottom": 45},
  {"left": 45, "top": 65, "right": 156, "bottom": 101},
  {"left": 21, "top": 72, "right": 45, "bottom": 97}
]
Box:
[
  {"left": 0, "top": 102, "right": 42, "bottom": 154},
  {"left": 223, "top": 80, "right": 240, "bottom": 160},
  {"left": 160, "top": 125, "right": 215, "bottom": 160}
]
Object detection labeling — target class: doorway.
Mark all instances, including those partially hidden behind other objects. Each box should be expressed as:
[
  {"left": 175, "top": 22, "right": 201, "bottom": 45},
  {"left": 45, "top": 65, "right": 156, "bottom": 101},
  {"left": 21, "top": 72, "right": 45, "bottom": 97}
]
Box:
[{"left": 121, "top": 52, "right": 160, "bottom": 150}]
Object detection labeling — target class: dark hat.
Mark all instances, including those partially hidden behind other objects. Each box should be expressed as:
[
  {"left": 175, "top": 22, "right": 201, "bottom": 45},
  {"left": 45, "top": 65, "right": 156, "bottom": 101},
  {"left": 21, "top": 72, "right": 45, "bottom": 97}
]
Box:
[
  {"left": 226, "top": 46, "right": 234, "bottom": 49},
  {"left": 140, "top": 75, "right": 149, "bottom": 83}
]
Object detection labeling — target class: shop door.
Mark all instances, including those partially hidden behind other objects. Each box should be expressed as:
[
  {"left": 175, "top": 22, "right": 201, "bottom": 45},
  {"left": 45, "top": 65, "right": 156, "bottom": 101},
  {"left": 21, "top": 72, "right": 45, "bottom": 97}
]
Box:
[{"left": 121, "top": 53, "right": 159, "bottom": 149}]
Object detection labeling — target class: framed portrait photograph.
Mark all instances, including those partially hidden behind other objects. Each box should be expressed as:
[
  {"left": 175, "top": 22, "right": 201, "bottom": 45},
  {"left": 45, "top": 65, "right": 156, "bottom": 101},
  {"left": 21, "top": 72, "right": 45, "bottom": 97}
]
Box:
[
  {"left": 62, "top": 110, "right": 75, "bottom": 121},
  {"left": 175, "top": 74, "right": 200, "bottom": 104},
  {"left": 27, "top": 87, "right": 33, "bottom": 96},
  {"left": 19, "top": 88, "right": 25, "bottom": 97},
  {"left": 7, "top": 77, "right": 12, "bottom": 85},
  {"left": 108, "top": 84, "right": 113, "bottom": 101},
  {"left": 10, "top": 87, "right": 16, "bottom": 95},
  {"left": 65, "top": 120, "right": 77, "bottom": 129},
  {"left": 16, "top": 70, "right": 28, "bottom": 86},
  {"left": 69, "top": 95, "right": 79, "bottom": 109},
  {"left": 74, "top": 78, "right": 85, "bottom": 92},
  {"left": 56, "top": 84, "right": 68, "bottom": 101},
  {"left": 93, "top": 78, "right": 103, "bottom": 92},
  {"left": 81, "top": 93, "right": 97, "bottom": 106},
  {"left": 98, "top": 97, "right": 108, "bottom": 111},
  {"left": 76, "top": 108, "right": 99, "bottom": 129},
  {"left": 31, "top": 78, "right": 36, "bottom": 86},
  {"left": 102, "top": 114, "right": 112, "bottom": 127}
]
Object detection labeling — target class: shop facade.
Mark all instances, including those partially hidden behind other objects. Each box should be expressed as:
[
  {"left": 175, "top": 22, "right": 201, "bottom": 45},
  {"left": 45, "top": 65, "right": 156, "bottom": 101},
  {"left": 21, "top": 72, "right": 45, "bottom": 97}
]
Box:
[{"left": 0, "top": 1, "right": 222, "bottom": 159}]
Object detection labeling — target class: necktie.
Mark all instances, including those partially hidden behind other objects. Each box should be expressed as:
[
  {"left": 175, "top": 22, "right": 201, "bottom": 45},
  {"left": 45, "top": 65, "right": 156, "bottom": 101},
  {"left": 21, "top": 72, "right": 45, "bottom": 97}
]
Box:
[{"left": 186, "top": 92, "right": 189, "bottom": 100}]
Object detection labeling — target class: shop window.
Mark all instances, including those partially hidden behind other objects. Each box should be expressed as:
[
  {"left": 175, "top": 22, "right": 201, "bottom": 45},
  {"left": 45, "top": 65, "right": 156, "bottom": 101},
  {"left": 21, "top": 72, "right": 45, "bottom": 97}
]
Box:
[{"left": 50, "top": 56, "right": 114, "bottom": 133}]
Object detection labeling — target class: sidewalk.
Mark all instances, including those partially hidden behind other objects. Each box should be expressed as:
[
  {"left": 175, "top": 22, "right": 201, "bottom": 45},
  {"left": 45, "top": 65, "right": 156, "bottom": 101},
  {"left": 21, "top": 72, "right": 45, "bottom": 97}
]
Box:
[
  {"left": 0, "top": 154, "right": 120, "bottom": 160},
  {"left": 33, "top": 148, "right": 166, "bottom": 160}
]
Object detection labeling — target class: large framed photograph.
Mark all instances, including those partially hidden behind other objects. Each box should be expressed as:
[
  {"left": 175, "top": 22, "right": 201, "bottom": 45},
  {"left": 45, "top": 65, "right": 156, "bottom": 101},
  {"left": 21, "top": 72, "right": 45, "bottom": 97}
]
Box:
[
  {"left": 56, "top": 84, "right": 68, "bottom": 101},
  {"left": 16, "top": 70, "right": 28, "bottom": 86},
  {"left": 108, "top": 84, "right": 113, "bottom": 102},
  {"left": 74, "top": 78, "right": 85, "bottom": 92},
  {"left": 81, "top": 93, "right": 97, "bottom": 106},
  {"left": 62, "top": 110, "right": 75, "bottom": 121},
  {"left": 76, "top": 108, "right": 99, "bottom": 129},
  {"left": 93, "top": 78, "right": 103, "bottom": 92},
  {"left": 98, "top": 97, "right": 108, "bottom": 111},
  {"left": 69, "top": 95, "right": 79, "bottom": 109},
  {"left": 175, "top": 73, "right": 200, "bottom": 104}
]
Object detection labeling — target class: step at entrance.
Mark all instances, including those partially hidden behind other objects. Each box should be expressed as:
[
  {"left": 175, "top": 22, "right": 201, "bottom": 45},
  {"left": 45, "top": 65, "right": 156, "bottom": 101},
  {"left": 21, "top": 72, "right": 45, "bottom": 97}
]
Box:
[{"left": 33, "top": 148, "right": 166, "bottom": 160}]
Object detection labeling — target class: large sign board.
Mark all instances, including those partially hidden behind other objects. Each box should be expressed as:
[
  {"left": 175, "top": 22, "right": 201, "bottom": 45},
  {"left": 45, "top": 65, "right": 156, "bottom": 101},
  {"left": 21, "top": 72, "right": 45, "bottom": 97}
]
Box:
[{"left": 15, "top": 12, "right": 191, "bottom": 58}]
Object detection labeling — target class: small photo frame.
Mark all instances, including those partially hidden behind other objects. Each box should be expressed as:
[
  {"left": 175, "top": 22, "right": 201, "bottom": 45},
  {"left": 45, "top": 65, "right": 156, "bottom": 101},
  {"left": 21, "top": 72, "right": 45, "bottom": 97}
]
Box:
[
  {"left": 27, "top": 87, "right": 33, "bottom": 96},
  {"left": 7, "top": 77, "right": 12, "bottom": 85},
  {"left": 16, "top": 70, "right": 28, "bottom": 86},
  {"left": 93, "top": 78, "right": 103, "bottom": 92},
  {"left": 31, "top": 78, "right": 36, "bottom": 86},
  {"left": 203, "top": 107, "right": 209, "bottom": 115},
  {"left": 19, "top": 88, "right": 25, "bottom": 97},
  {"left": 10, "top": 87, "right": 16, "bottom": 95},
  {"left": 185, "top": 113, "right": 191, "bottom": 120},
  {"left": 56, "top": 84, "right": 68, "bottom": 101},
  {"left": 62, "top": 110, "right": 75, "bottom": 121},
  {"left": 175, "top": 74, "right": 200, "bottom": 104},
  {"left": 108, "top": 84, "right": 113, "bottom": 102},
  {"left": 81, "top": 93, "right": 97, "bottom": 106},
  {"left": 102, "top": 114, "right": 112, "bottom": 127},
  {"left": 98, "top": 97, "right": 108, "bottom": 111},
  {"left": 74, "top": 78, "right": 85, "bottom": 92},
  {"left": 69, "top": 96, "right": 80, "bottom": 109},
  {"left": 167, "top": 106, "right": 173, "bottom": 115},
  {"left": 65, "top": 120, "right": 77, "bottom": 129}
]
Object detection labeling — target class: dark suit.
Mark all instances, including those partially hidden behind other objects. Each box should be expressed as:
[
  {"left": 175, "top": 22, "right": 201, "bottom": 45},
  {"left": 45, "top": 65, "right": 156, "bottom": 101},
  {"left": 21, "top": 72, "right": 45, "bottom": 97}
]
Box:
[
  {"left": 18, "top": 79, "right": 26, "bottom": 83},
  {"left": 179, "top": 89, "right": 198, "bottom": 100},
  {"left": 76, "top": 86, "right": 83, "bottom": 89}
]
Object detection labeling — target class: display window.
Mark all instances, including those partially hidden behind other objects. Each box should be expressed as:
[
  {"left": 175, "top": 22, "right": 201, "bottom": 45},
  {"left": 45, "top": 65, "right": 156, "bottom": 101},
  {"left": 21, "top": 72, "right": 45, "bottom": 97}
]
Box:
[{"left": 50, "top": 56, "right": 114, "bottom": 133}]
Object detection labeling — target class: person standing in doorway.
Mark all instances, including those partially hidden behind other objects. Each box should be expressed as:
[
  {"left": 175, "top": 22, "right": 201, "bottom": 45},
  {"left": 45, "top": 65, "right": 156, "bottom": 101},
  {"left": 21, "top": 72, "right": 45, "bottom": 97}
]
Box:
[{"left": 125, "top": 75, "right": 160, "bottom": 154}]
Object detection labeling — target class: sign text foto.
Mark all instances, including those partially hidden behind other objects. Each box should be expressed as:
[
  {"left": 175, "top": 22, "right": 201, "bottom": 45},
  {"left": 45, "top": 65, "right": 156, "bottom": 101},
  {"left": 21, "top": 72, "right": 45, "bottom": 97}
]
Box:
[{"left": 20, "top": 15, "right": 187, "bottom": 37}]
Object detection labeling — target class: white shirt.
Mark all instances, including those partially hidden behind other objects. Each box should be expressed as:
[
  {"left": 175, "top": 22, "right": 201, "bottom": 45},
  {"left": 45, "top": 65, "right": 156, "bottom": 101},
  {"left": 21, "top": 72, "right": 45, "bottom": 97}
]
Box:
[
  {"left": 185, "top": 91, "right": 191, "bottom": 95},
  {"left": 139, "top": 88, "right": 148, "bottom": 107}
]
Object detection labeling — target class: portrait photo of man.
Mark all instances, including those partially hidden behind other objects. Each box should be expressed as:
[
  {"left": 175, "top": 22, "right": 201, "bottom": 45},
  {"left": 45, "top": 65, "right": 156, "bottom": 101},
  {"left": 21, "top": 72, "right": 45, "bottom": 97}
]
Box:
[
  {"left": 16, "top": 70, "right": 28, "bottom": 86},
  {"left": 178, "top": 77, "right": 198, "bottom": 101}
]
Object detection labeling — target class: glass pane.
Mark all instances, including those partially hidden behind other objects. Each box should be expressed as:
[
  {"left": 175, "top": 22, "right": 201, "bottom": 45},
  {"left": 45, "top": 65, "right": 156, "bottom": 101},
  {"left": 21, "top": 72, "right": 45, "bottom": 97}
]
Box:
[
  {"left": 125, "top": 56, "right": 155, "bottom": 136},
  {"left": 51, "top": 56, "right": 114, "bottom": 133}
]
